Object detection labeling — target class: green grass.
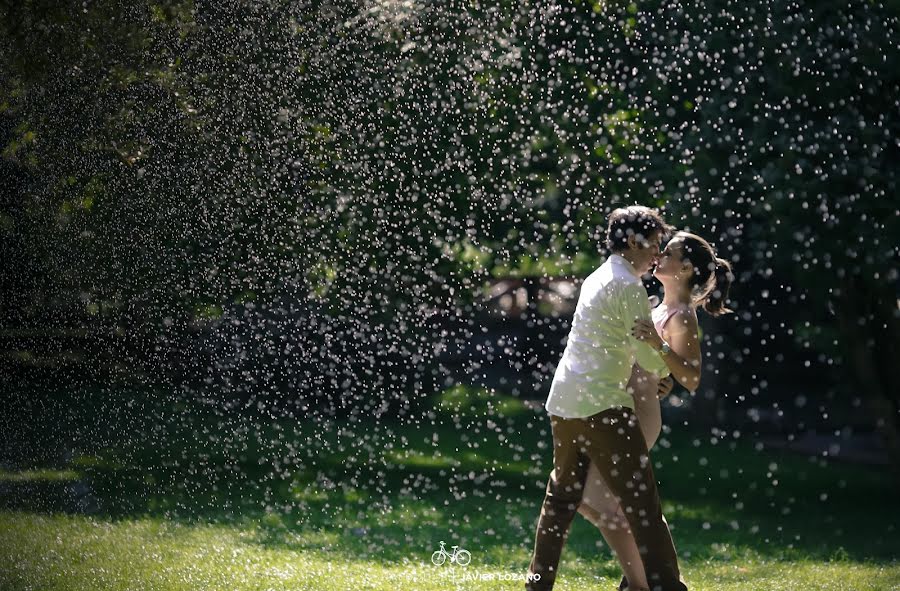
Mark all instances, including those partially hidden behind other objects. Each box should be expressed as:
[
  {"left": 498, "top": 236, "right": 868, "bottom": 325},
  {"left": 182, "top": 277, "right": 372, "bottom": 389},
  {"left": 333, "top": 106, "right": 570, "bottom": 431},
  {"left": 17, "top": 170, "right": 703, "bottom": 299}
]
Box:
[
  {"left": 2, "top": 511, "right": 896, "bottom": 591},
  {"left": 1, "top": 384, "right": 898, "bottom": 590}
]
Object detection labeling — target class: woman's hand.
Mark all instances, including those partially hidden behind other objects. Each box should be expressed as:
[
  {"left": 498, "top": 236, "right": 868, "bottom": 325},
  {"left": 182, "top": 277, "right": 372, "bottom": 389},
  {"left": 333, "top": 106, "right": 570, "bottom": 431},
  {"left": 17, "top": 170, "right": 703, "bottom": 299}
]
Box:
[
  {"left": 657, "top": 375, "right": 674, "bottom": 399},
  {"left": 631, "top": 318, "right": 664, "bottom": 351}
]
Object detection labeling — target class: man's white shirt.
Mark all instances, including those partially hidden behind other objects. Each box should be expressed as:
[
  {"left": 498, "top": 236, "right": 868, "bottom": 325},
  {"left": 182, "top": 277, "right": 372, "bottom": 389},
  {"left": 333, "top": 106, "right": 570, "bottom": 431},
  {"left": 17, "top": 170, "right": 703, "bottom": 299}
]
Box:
[{"left": 545, "top": 253, "right": 670, "bottom": 418}]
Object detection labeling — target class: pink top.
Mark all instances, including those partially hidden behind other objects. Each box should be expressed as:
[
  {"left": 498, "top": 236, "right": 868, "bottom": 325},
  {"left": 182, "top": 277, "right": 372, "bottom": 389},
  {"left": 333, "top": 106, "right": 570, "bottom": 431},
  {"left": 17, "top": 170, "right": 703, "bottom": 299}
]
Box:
[
  {"left": 651, "top": 302, "right": 690, "bottom": 338},
  {"left": 629, "top": 303, "right": 692, "bottom": 389}
]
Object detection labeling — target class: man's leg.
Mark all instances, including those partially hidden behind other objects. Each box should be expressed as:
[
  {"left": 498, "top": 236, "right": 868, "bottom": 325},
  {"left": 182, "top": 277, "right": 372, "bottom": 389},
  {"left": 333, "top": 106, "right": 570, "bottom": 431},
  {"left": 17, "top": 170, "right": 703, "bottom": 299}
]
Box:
[
  {"left": 579, "top": 407, "right": 687, "bottom": 591},
  {"left": 525, "top": 415, "right": 588, "bottom": 590}
]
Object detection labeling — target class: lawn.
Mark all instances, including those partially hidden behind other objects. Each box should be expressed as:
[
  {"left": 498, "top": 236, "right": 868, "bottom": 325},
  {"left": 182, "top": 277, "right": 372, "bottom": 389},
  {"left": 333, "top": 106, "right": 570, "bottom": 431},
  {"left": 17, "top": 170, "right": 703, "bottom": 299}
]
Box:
[{"left": 0, "top": 384, "right": 897, "bottom": 590}]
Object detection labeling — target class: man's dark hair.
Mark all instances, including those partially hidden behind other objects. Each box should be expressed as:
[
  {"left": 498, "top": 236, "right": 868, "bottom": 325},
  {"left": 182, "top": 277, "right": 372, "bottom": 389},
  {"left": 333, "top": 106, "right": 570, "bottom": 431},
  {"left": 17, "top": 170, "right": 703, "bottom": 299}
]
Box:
[{"left": 605, "top": 205, "right": 673, "bottom": 253}]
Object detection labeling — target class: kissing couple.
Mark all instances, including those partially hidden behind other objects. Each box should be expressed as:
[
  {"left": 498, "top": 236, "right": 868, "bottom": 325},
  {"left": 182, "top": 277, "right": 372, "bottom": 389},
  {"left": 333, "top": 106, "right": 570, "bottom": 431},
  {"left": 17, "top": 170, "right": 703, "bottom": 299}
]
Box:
[{"left": 526, "top": 205, "right": 734, "bottom": 591}]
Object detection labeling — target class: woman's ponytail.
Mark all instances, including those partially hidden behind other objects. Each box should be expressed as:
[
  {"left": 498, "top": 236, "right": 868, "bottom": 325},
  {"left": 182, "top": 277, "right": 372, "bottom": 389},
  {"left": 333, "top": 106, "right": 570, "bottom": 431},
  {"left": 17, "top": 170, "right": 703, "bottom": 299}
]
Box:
[{"left": 702, "top": 257, "right": 734, "bottom": 317}]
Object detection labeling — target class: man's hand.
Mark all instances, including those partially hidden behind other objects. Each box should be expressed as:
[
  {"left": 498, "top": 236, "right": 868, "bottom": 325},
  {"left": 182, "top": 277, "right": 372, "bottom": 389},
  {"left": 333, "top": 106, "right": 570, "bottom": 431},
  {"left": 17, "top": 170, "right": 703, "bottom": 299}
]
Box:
[{"left": 657, "top": 374, "right": 674, "bottom": 399}]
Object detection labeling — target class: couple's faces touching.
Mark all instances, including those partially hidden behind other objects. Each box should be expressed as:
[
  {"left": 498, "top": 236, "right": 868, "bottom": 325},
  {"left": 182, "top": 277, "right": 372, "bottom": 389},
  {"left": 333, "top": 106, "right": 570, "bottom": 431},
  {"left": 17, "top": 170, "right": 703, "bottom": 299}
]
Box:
[
  {"left": 627, "top": 232, "right": 692, "bottom": 281},
  {"left": 625, "top": 231, "right": 663, "bottom": 275}
]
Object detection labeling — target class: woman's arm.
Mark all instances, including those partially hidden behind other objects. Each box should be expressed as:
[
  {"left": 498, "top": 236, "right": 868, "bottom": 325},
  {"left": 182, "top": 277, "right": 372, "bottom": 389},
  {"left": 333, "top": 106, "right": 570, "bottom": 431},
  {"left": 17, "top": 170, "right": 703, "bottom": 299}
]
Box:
[
  {"left": 631, "top": 311, "right": 702, "bottom": 391},
  {"left": 620, "top": 282, "right": 669, "bottom": 378}
]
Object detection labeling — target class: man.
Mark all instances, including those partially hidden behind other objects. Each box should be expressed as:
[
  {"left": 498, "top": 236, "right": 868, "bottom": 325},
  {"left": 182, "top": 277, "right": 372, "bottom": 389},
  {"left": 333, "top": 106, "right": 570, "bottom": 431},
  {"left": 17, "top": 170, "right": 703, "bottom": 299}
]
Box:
[{"left": 525, "top": 205, "right": 688, "bottom": 591}]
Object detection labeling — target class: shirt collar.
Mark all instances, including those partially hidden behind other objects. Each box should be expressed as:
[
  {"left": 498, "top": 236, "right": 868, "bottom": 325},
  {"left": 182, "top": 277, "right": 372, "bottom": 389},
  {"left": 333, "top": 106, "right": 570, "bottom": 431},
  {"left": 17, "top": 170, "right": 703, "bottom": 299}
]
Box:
[{"left": 609, "top": 253, "right": 641, "bottom": 278}]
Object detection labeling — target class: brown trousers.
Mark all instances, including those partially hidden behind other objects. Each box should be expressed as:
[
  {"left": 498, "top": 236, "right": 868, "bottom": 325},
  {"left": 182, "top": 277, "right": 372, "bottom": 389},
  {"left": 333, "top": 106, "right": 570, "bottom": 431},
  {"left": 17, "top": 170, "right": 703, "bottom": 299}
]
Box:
[{"left": 525, "top": 406, "right": 687, "bottom": 591}]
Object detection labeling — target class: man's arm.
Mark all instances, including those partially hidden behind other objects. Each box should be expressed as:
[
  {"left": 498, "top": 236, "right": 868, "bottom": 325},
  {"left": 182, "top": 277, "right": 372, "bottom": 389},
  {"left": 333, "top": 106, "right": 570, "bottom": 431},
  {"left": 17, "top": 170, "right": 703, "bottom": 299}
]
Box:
[{"left": 620, "top": 281, "right": 669, "bottom": 377}]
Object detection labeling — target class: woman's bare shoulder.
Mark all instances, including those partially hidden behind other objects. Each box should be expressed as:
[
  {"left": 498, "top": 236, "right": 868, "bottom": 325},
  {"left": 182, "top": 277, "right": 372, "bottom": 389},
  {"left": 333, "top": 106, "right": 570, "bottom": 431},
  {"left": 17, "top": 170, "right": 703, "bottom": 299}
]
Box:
[{"left": 664, "top": 307, "right": 699, "bottom": 335}]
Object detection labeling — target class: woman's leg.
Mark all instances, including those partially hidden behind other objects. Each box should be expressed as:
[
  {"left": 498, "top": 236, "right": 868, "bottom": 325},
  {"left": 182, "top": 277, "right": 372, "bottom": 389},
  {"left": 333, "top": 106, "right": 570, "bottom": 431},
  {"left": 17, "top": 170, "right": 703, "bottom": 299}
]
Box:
[
  {"left": 629, "top": 366, "right": 681, "bottom": 585},
  {"left": 579, "top": 372, "right": 661, "bottom": 591},
  {"left": 579, "top": 461, "right": 650, "bottom": 590},
  {"left": 579, "top": 408, "right": 685, "bottom": 591},
  {"left": 628, "top": 366, "right": 662, "bottom": 450}
]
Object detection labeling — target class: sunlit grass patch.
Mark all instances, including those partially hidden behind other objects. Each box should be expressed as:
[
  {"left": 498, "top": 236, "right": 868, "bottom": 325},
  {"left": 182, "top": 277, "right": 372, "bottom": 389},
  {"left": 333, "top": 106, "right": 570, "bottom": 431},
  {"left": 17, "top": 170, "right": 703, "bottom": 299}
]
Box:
[
  {"left": 0, "top": 469, "right": 81, "bottom": 482},
  {"left": 384, "top": 448, "right": 459, "bottom": 469},
  {"left": 435, "top": 384, "right": 529, "bottom": 418}
]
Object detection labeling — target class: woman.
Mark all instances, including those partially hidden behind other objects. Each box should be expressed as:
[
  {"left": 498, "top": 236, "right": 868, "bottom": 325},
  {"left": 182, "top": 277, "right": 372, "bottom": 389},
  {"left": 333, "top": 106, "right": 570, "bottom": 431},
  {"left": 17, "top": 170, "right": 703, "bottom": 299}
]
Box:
[{"left": 578, "top": 231, "right": 734, "bottom": 591}]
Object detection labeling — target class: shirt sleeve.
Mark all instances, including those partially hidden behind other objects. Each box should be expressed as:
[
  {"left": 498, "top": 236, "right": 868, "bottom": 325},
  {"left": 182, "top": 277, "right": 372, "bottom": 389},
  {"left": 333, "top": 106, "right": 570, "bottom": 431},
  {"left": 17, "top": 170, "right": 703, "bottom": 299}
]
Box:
[{"left": 619, "top": 281, "right": 670, "bottom": 377}]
